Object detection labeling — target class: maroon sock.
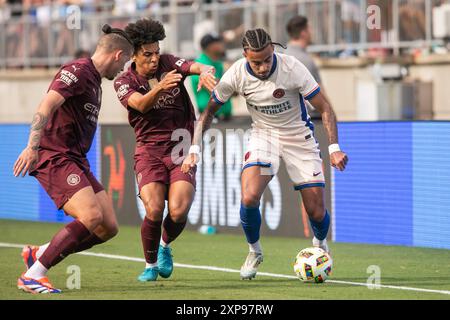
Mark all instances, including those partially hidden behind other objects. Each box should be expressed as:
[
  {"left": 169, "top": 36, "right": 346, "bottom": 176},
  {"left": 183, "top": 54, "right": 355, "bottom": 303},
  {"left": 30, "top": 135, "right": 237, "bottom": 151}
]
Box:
[
  {"left": 39, "top": 220, "right": 91, "bottom": 269},
  {"left": 141, "top": 217, "right": 162, "bottom": 264},
  {"left": 162, "top": 215, "right": 187, "bottom": 245},
  {"left": 74, "top": 234, "right": 104, "bottom": 253}
]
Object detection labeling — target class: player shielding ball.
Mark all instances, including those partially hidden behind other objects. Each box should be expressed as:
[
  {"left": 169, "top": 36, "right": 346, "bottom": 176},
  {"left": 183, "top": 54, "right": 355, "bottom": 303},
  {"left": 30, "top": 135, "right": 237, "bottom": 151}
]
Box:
[
  {"left": 115, "top": 18, "right": 216, "bottom": 282},
  {"left": 13, "top": 25, "right": 133, "bottom": 293},
  {"left": 182, "top": 29, "right": 348, "bottom": 280}
]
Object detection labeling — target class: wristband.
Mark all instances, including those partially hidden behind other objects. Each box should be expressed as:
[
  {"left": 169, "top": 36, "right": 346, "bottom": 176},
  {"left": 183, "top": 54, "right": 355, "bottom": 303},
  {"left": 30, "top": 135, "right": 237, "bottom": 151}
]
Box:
[
  {"left": 328, "top": 144, "right": 341, "bottom": 155},
  {"left": 189, "top": 145, "right": 201, "bottom": 155}
]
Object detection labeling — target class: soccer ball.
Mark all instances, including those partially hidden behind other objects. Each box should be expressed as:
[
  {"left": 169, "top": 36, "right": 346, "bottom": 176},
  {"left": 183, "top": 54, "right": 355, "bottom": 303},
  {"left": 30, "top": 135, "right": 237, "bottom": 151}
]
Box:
[{"left": 293, "top": 247, "right": 333, "bottom": 283}]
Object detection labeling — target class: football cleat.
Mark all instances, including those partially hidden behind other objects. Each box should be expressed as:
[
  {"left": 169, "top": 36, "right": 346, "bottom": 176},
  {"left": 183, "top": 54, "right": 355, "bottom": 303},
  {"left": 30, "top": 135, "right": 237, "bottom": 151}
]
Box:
[
  {"left": 240, "top": 252, "right": 263, "bottom": 280},
  {"left": 137, "top": 266, "right": 159, "bottom": 282},
  {"left": 313, "top": 237, "right": 330, "bottom": 254},
  {"left": 17, "top": 273, "right": 61, "bottom": 294},
  {"left": 157, "top": 245, "right": 173, "bottom": 279},
  {"left": 21, "top": 245, "right": 38, "bottom": 270}
]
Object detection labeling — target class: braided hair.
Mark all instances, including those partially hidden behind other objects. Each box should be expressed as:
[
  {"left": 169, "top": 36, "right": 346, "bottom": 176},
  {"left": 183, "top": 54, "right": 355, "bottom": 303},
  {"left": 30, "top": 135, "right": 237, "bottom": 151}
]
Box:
[{"left": 242, "top": 28, "right": 286, "bottom": 52}]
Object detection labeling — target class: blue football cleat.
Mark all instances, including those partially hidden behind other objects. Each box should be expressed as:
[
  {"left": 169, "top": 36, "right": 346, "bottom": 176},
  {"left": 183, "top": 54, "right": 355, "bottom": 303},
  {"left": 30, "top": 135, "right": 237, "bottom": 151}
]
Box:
[
  {"left": 157, "top": 245, "right": 173, "bottom": 278},
  {"left": 137, "top": 267, "right": 159, "bottom": 282},
  {"left": 17, "top": 273, "right": 61, "bottom": 294}
]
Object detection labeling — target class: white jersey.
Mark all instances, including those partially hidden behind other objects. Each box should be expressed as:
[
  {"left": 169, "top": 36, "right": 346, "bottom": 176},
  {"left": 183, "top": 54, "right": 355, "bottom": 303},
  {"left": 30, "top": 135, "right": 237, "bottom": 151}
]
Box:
[{"left": 212, "top": 52, "right": 320, "bottom": 134}]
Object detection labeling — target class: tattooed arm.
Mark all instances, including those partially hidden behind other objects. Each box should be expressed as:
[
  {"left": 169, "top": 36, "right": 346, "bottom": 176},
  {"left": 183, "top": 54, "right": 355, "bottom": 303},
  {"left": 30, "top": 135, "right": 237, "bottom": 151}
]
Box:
[
  {"left": 181, "top": 97, "right": 222, "bottom": 174},
  {"left": 308, "top": 92, "right": 348, "bottom": 171},
  {"left": 13, "top": 90, "right": 65, "bottom": 177}
]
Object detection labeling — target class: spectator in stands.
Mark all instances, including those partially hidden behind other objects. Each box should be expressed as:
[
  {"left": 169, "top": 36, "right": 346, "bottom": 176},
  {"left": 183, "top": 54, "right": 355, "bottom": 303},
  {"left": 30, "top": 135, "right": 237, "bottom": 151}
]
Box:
[
  {"left": 340, "top": 0, "right": 361, "bottom": 44},
  {"left": 285, "top": 15, "right": 324, "bottom": 120},
  {"left": 191, "top": 34, "right": 232, "bottom": 120},
  {"left": 399, "top": 0, "right": 426, "bottom": 41}
]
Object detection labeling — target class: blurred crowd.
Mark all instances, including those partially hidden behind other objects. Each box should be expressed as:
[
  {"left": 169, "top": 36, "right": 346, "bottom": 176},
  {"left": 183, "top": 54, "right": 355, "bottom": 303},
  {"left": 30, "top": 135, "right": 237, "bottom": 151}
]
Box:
[{"left": 0, "top": 0, "right": 449, "bottom": 68}]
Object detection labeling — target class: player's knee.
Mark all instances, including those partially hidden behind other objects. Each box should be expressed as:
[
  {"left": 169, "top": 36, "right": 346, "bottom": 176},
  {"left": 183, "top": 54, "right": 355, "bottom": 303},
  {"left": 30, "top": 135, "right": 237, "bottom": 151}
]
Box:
[
  {"left": 81, "top": 206, "right": 103, "bottom": 230},
  {"left": 169, "top": 210, "right": 188, "bottom": 223},
  {"left": 168, "top": 202, "right": 190, "bottom": 222},
  {"left": 307, "top": 206, "right": 326, "bottom": 222},
  {"left": 143, "top": 199, "right": 165, "bottom": 220},
  {"left": 241, "top": 191, "right": 260, "bottom": 208},
  {"left": 105, "top": 222, "right": 119, "bottom": 239}
]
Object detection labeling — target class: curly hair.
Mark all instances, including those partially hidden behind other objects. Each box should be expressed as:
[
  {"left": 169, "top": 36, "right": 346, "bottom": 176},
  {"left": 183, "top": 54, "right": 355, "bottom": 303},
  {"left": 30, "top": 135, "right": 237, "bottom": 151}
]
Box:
[{"left": 125, "top": 18, "right": 166, "bottom": 54}]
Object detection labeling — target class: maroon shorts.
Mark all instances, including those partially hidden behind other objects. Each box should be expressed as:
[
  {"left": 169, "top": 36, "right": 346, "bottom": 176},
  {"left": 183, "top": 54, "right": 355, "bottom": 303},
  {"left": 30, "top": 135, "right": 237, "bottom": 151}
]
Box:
[
  {"left": 134, "top": 150, "right": 196, "bottom": 193},
  {"left": 30, "top": 157, "right": 104, "bottom": 209}
]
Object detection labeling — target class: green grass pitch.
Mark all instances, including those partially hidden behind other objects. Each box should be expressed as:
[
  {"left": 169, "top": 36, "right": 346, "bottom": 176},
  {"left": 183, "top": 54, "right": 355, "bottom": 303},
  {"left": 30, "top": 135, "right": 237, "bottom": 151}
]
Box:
[{"left": 0, "top": 220, "right": 449, "bottom": 300}]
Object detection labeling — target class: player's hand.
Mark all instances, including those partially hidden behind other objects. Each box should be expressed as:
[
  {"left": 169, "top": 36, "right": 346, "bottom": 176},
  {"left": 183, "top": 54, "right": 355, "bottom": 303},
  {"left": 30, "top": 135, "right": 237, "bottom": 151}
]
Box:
[
  {"left": 13, "top": 147, "right": 39, "bottom": 177},
  {"left": 330, "top": 151, "right": 348, "bottom": 171},
  {"left": 198, "top": 67, "right": 217, "bottom": 93},
  {"left": 181, "top": 153, "right": 199, "bottom": 174},
  {"left": 158, "top": 69, "right": 182, "bottom": 91}
]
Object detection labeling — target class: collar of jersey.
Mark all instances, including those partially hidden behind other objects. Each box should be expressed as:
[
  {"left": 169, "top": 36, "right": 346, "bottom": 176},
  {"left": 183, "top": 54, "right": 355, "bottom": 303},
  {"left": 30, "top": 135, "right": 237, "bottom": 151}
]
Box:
[{"left": 245, "top": 53, "right": 277, "bottom": 80}]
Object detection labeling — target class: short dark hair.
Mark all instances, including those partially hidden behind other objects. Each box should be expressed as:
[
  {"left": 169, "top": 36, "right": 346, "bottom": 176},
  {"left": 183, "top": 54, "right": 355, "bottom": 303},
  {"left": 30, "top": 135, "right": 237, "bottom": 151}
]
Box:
[
  {"left": 97, "top": 24, "right": 134, "bottom": 53},
  {"left": 125, "top": 18, "right": 166, "bottom": 54},
  {"left": 286, "top": 15, "right": 309, "bottom": 40},
  {"left": 200, "top": 34, "right": 223, "bottom": 51}
]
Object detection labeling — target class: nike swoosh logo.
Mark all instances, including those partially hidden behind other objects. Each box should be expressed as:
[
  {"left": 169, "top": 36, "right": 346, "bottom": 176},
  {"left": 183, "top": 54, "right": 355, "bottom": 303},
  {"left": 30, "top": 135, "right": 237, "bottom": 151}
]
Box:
[
  {"left": 313, "top": 172, "right": 321, "bottom": 177},
  {"left": 243, "top": 91, "right": 255, "bottom": 97}
]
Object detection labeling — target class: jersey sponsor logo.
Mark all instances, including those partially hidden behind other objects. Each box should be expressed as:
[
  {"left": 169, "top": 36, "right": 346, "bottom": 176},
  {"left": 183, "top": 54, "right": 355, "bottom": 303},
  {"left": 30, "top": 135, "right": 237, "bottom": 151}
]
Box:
[
  {"left": 154, "top": 87, "right": 181, "bottom": 109},
  {"left": 273, "top": 88, "right": 285, "bottom": 99},
  {"left": 117, "top": 84, "right": 130, "bottom": 99},
  {"left": 84, "top": 103, "right": 100, "bottom": 123},
  {"left": 247, "top": 100, "right": 292, "bottom": 115},
  {"left": 57, "top": 70, "right": 79, "bottom": 86},
  {"left": 67, "top": 174, "right": 81, "bottom": 186},
  {"left": 175, "top": 58, "right": 186, "bottom": 67}
]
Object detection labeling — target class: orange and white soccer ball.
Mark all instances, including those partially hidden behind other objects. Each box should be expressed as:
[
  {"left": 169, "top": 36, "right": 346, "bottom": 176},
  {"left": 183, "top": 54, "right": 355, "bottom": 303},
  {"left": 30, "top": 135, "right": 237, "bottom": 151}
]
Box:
[{"left": 293, "top": 247, "right": 333, "bottom": 283}]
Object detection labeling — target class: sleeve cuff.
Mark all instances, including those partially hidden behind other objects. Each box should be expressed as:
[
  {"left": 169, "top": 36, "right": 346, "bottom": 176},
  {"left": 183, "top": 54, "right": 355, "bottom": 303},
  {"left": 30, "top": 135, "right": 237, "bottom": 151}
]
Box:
[
  {"left": 212, "top": 89, "right": 226, "bottom": 105},
  {"left": 304, "top": 86, "right": 321, "bottom": 100}
]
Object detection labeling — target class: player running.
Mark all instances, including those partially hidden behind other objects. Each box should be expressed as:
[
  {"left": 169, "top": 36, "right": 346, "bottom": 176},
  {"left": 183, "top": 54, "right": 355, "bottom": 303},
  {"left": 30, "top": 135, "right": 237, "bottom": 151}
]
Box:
[
  {"left": 115, "top": 18, "right": 216, "bottom": 282},
  {"left": 13, "top": 25, "right": 133, "bottom": 293},
  {"left": 182, "top": 29, "right": 348, "bottom": 280}
]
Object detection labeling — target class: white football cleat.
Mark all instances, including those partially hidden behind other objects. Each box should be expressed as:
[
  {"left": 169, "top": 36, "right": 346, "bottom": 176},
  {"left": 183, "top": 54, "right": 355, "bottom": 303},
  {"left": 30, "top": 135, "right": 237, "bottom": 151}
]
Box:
[
  {"left": 313, "top": 237, "right": 330, "bottom": 254},
  {"left": 240, "top": 252, "right": 263, "bottom": 280}
]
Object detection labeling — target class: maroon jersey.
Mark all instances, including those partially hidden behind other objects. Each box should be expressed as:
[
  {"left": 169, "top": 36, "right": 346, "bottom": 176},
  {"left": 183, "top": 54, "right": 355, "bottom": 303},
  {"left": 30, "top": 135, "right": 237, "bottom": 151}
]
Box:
[
  {"left": 37, "top": 58, "right": 102, "bottom": 164},
  {"left": 114, "top": 54, "right": 196, "bottom": 153}
]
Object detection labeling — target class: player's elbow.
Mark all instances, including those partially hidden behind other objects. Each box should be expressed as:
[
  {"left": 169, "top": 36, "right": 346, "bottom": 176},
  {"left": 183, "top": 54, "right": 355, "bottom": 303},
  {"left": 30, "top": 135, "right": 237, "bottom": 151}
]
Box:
[{"left": 130, "top": 99, "right": 151, "bottom": 114}]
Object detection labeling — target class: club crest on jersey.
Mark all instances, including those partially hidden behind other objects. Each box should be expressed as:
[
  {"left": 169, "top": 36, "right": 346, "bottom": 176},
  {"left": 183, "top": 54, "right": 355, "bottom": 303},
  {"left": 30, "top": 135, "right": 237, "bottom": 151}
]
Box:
[
  {"left": 67, "top": 174, "right": 81, "bottom": 186},
  {"left": 273, "top": 88, "right": 285, "bottom": 99}
]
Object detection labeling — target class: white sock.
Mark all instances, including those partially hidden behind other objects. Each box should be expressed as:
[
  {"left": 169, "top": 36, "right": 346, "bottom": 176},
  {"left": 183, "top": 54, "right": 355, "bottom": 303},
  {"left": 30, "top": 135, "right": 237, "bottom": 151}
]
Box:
[
  {"left": 24, "top": 260, "right": 48, "bottom": 279},
  {"left": 145, "top": 262, "right": 158, "bottom": 269},
  {"left": 249, "top": 241, "right": 262, "bottom": 254},
  {"left": 160, "top": 239, "right": 170, "bottom": 248},
  {"left": 36, "top": 243, "right": 49, "bottom": 259}
]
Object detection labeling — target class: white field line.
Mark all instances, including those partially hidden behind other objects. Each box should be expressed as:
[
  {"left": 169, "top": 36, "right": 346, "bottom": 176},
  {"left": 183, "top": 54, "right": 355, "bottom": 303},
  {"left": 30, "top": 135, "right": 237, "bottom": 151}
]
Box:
[{"left": 1, "top": 242, "right": 449, "bottom": 296}]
